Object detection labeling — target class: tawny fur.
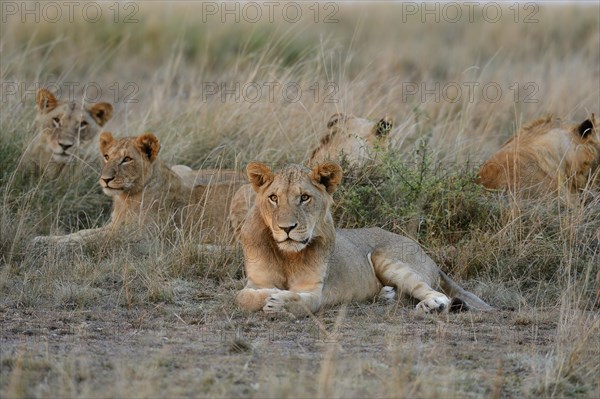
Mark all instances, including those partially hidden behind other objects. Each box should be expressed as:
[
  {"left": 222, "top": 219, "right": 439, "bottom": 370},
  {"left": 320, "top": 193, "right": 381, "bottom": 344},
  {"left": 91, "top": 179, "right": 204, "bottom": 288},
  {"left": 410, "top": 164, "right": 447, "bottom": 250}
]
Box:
[
  {"left": 236, "top": 162, "right": 491, "bottom": 316},
  {"left": 229, "top": 113, "right": 393, "bottom": 240},
  {"left": 21, "top": 88, "right": 113, "bottom": 178},
  {"left": 32, "top": 132, "right": 244, "bottom": 248},
  {"left": 477, "top": 115, "right": 599, "bottom": 198},
  {"left": 309, "top": 113, "right": 393, "bottom": 165}
]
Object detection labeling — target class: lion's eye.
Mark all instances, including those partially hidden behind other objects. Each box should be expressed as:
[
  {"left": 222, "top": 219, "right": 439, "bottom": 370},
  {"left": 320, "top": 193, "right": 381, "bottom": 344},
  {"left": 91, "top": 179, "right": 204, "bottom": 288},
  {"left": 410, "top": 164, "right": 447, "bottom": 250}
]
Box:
[
  {"left": 300, "top": 194, "right": 311, "bottom": 203},
  {"left": 121, "top": 156, "right": 132, "bottom": 164},
  {"left": 103, "top": 154, "right": 109, "bottom": 161},
  {"left": 268, "top": 194, "right": 278, "bottom": 203},
  {"left": 79, "top": 120, "right": 88, "bottom": 129},
  {"left": 52, "top": 117, "right": 61, "bottom": 128}
]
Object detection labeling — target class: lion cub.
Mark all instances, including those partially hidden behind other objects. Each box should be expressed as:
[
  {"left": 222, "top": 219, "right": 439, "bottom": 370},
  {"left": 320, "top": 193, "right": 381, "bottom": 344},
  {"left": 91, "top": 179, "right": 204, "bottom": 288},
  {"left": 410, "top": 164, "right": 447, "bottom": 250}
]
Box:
[
  {"left": 32, "top": 132, "right": 243, "bottom": 248},
  {"left": 236, "top": 161, "right": 492, "bottom": 316},
  {"left": 21, "top": 88, "right": 113, "bottom": 178},
  {"left": 477, "top": 115, "right": 599, "bottom": 199}
]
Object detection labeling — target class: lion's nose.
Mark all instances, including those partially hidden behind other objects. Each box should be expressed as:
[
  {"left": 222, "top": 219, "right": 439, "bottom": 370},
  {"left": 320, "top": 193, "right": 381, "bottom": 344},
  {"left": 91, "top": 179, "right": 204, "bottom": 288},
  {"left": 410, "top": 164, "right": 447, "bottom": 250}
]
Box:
[
  {"left": 59, "top": 142, "right": 72, "bottom": 151},
  {"left": 101, "top": 176, "right": 114, "bottom": 185},
  {"left": 280, "top": 223, "right": 298, "bottom": 234}
]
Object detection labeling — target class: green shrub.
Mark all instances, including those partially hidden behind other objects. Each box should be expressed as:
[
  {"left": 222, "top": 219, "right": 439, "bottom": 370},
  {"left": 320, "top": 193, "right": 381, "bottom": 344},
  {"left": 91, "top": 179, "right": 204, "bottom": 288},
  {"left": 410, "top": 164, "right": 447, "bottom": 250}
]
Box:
[{"left": 333, "top": 143, "right": 599, "bottom": 307}]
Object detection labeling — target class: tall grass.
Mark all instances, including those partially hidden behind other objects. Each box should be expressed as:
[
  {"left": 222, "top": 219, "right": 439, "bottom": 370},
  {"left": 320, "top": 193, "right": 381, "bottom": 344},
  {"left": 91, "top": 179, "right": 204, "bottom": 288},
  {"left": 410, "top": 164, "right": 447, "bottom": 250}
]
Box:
[{"left": 0, "top": 2, "right": 598, "bottom": 398}]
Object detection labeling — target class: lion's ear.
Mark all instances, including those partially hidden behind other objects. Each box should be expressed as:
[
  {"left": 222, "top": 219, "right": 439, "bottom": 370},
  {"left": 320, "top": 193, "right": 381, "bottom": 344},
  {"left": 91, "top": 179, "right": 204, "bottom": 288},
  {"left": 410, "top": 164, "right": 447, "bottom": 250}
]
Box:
[
  {"left": 99, "top": 131, "right": 114, "bottom": 155},
  {"left": 247, "top": 162, "right": 274, "bottom": 192},
  {"left": 327, "top": 113, "right": 346, "bottom": 129},
  {"left": 36, "top": 89, "right": 58, "bottom": 113},
  {"left": 311, "top": 162, "right": 343, "bottom": 194},
  {"left": 135, "top": 133, "right": 161, "bottom": 162},
  {"left": 577, "top": 115, "right": 596, "bottom": 138},
  {"left": 375, "top": 117, "right": 393, "bottom": 136},
  {"left": 88, "top": 102, "right": 113, "bottom": 126}
]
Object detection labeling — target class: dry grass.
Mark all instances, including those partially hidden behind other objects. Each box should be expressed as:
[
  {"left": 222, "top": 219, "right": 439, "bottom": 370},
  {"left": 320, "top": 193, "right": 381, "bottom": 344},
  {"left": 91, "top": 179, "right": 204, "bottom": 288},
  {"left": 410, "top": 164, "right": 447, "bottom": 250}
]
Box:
[{"left": 1, "top": 2, "right": 599, "bottom": 398}]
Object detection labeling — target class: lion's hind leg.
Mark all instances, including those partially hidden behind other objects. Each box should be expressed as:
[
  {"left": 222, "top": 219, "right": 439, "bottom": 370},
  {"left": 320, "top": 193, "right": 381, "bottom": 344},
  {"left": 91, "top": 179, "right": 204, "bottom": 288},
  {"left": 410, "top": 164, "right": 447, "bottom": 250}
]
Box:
[{"left": 369, "top": 250, "right": 450, "bottom": 313}]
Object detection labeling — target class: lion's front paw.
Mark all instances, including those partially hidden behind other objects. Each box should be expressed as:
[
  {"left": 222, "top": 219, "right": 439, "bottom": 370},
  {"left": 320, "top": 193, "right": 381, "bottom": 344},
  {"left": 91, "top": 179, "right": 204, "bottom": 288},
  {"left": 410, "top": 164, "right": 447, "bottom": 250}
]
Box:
[
  {"left": 32, "top": 235, "right": 79, "bottom": 245},
  {"left": 30, "top": 235, "right": 82, "bottom": 255},
  {"left": 416, "top": 294, "right": 451, "bottom": 313},
  {"left": 30, "top": 235, "right": 58, "bottom": 251},
  {"left": 32, "top": 235, "right": 52, "bottom": 245},
  {"left": 263, "top": 296, "right": 283, "bottom": 313},
  {"left": 263, "top": 292, "right": 303, "bottom": 315},
  {"left": 263, "top": 293, "right": 287, "bottom": 313}
]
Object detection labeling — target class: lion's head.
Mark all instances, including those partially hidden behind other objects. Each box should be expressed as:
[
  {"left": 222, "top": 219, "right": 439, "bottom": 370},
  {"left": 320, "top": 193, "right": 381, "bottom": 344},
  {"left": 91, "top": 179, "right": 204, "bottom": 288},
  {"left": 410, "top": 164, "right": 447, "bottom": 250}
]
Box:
[
  {"left": 34, "top": 88, "right": 113, "bottom": 164},
  {"left": 244, "top": 162, "right": 343, "bottom": 253},
  {"left": 98, "top": 132, "right": 161, "bottom": 197},
  {"left": 309, "top": 113, "right": 393, "bottom": 165},
  {"left": 478, "top": 114, "right": 600, "bottom": 196}
]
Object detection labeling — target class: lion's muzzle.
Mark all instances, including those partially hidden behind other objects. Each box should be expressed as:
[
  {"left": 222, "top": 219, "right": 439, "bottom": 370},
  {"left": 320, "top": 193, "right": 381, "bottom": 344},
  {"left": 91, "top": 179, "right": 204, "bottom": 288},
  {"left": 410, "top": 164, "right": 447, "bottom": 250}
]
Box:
[
  {"left": 99, "top": 173, "right": 124, "bottom": 196},
  {"left": 274, "top": 226, "right": 312, "bottom": 252}
]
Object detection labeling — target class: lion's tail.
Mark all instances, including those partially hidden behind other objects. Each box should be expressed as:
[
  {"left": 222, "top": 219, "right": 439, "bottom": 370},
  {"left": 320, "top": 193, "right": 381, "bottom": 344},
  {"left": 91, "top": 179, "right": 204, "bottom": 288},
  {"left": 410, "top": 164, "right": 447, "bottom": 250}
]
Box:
[{"left": 439, "top": 271, "right": 493, "bottom": 312}]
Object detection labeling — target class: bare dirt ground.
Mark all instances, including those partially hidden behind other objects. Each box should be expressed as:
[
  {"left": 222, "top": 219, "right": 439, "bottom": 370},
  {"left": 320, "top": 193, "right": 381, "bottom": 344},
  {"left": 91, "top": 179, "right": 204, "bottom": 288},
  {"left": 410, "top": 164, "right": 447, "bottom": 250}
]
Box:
[
  {"left": 3, "top": 293, "right": 593, "bottom": 398},
  {"left": 1, "top": 3, "right": 599, "bottom": 398}
]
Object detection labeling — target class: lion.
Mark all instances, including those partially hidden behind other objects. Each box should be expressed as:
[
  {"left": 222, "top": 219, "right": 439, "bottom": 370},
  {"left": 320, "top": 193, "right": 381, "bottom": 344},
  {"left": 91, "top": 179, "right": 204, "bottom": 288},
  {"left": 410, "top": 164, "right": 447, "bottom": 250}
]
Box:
[
  {"left": 309, "top": 113, "right": 393, "bottom": 165},
  {"left": 477, "top": 115, "right": 599, "bottom": 199},
  {"left": 229, "top": 113, "right": 393, "bottom": 240},
  {"left": 21, "top": 88, "right": 114, "bottom": 178},
  {"left": 32, "top": 132, "right": 244, "bottom": 248},
  {"left": 235, "top": 161, "right": 492, "bottom": 316}
]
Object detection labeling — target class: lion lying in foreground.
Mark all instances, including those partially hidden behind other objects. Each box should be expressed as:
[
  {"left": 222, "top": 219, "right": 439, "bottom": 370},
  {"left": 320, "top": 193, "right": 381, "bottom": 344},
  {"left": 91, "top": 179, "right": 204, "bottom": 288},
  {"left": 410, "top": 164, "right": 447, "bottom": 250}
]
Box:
[
  {"left": 33, "top": 132, "right": 243, "bottom": 248},
  {"left": 477, "top": 115, "right": 599, "bottom": 198},
  {"left": 229, "top": 113, "right": 393, "bottom": 240},
  {"left": 21, "top": 88, "right": 113, "bottom": 178},
  {"left": 236, "top": 161, "right": 492, "bottom": 315}
]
